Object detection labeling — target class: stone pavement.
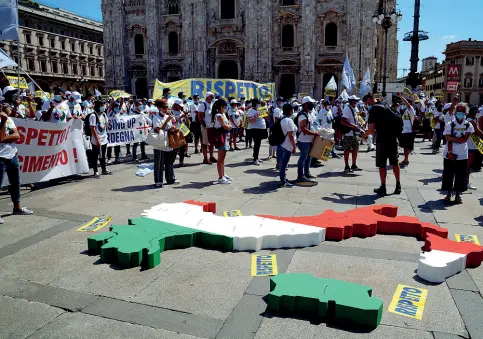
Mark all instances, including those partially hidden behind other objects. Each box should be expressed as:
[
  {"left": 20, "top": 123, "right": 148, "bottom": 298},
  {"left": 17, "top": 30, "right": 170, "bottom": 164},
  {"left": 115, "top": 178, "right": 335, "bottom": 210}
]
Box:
[{"left": 0, "top": 139, "right": 482, "bottom": 339}]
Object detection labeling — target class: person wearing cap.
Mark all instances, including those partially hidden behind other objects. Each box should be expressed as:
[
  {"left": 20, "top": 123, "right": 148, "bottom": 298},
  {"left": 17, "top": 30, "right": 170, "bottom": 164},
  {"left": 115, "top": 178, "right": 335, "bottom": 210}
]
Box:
[
  {"left": 248, "top": 98, "right": 268, "bottom": 165},
  {"left": 0, "top": 109, "right": 34, "bottom": 224},
  {"left": 341, "top": 95, "right": 364, "bottom": 173},
  {"left": 144, "top": 99, "right": 158, "bottom": 122},
  {"left": 441, "top": 102, "right": 474, "bottom": 204},
  {"left": 295, "top": 96, "right": 319, "bottom": 180},
  {"left": 190, "top": 94, "right": 202, "bottom": 154},
  {"left": 466, "top": 106, "right": 483, "bottom": 190},
  {"left": 398, "top": 94, "right": 416, "bottom": 167},
  {"left": 67, "top": 91, "right": 83, "bottom": 120},
  {"left": 171, "top": 98, "right": 188, "bottom": 167},
  {"left": 39, "top": 91, "right": 71, "bottom": 123},
  {"left": 228, "top": 99, "right": 242, "bottom": 151},
  {"left": 362, "top": 93, "right": 401, "bottom": 196},
  {"left": 198, "top": 92, "right": 217, "bottom": 164}
]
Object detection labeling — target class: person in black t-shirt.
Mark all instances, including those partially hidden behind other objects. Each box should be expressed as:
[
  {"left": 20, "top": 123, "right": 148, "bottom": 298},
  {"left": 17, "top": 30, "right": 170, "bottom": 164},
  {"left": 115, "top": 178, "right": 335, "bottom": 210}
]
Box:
[{"left": 362, "top": 93, "right": 401, "bottom": 196}]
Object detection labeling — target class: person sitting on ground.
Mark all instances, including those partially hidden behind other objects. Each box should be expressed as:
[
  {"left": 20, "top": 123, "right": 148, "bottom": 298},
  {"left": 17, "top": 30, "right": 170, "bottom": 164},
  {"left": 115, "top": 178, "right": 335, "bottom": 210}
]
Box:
[{"left": 362, "top": 93, "right": 401, "bottom": 196}]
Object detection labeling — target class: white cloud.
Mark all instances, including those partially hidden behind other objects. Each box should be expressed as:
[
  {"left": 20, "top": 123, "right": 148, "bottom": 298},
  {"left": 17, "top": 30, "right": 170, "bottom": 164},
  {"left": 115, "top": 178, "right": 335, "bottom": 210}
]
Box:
[{"left": 440, "top": 35, "right": 456, "bottom": 40}]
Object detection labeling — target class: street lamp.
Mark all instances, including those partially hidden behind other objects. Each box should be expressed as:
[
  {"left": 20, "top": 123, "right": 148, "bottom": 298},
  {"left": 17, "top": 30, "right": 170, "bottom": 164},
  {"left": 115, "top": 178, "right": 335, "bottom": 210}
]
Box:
[{"left": 373, "top": 3, "right": 402, "bottom": 98}]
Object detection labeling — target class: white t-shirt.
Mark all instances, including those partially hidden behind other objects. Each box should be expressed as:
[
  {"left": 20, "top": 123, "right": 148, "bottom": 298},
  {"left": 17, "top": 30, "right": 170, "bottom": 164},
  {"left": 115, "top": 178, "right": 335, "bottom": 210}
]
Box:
[
  {"left": 228, "top": 108, "right": 242, "bottom": 128},
  {"left": 443, "top": 120, "right": 474, "bottom": 160},
  {"left": 46, "top": 102, "right": 71, "bottom": 123},
  {"left": 68, "top": 102, "right": 83, "bottom": 119},
  {"left": 401, "top": 106, "right": 415, "bottom": 134},
  {"left": 248, "top": 108, "right": 266, "bottom": 129},
  {"left": 214, "top": 113, "right": 229, "bottom": 129},
  {"left": 317, "top": 108, "right": 333, "bottom": 129},
  {"left": 89, "top": 113, "right": 108, "bottom": 146},
  {"left": 198, "top": 100, "right": 213, "bottom": 127},
  {"left": 433, "top": 110, "right": 443, "bottom": 130},
  {"left": 281, "top": 116, "right": 296, "bottom": 152},
  {"left": 444, "top": 112, "right": 456, "bottom": 125},
  {"left": 0, "top": 118, "right": 18, "bottom": 159},
  {"left": 16, "top": 104, "right": 27, "bottom": 119},
  {"left": 172, "top": 110, "right": 186, "bottom": 128},
  {"left": 190, "top": 103, "right": 199, "bottom": 120},
  {"left": 342, "top": 105, "right": 359, "bottom": 136},
  {"left": 297, "top": 111, "right": 315, "bottom": 143}
]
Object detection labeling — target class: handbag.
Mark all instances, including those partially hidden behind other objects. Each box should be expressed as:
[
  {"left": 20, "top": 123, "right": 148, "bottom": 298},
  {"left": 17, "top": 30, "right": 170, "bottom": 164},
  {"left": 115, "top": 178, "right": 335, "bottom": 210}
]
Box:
[
  {"left": 146, "top": 129, "right": 169, "bottom": 150},
  {"left": 168, "top": 130, "right": 186, "bottom": 149}
]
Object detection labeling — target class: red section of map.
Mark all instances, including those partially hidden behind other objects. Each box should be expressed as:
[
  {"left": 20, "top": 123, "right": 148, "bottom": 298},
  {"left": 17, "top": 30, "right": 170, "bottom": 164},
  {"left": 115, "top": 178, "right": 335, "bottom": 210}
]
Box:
[
  {"left": 424, "top": 234, "right": 483, "bottom": 268},
  {"left": 258, "top": 205, "right": 448, "bottom": 241},
  {"left": 184, "top": 200, "right": 217, "bottom": 213}
]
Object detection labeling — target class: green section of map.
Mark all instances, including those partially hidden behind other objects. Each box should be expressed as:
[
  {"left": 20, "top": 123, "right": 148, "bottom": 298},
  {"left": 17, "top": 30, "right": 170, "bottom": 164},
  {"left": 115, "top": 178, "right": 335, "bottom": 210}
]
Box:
[
  {"left": 87, "top": 217, "right": 234, "bottom": 269},
  {"left": 267, "top": 273, "right": 383, "bottom": 329}
]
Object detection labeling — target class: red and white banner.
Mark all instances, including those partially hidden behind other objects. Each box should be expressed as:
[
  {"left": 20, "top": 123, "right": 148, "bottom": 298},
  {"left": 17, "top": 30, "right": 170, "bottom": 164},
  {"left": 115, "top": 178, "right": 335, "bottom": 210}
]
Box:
[
  {"left": 446, "top": 81, "right": 459, "bottom": 93},
  {"left": 447, "top": 65, "right": 461, "bottom": 81},
  {"left": 6, "top": 119, "right": 89, "bottom": 185}
]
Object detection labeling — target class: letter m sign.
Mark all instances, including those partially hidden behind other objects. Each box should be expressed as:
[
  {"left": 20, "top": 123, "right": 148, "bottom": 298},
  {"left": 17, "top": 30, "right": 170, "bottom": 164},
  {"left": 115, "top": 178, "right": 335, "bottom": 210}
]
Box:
[{"left": 448, "top": 65, "right": 460, "bottom": 80}]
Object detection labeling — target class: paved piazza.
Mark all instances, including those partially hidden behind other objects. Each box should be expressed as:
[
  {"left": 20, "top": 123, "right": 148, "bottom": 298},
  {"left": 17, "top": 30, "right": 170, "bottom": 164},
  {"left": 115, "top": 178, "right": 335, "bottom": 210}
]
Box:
[{"left": 0, "top": 141, "right": 482, "bottom": 339}]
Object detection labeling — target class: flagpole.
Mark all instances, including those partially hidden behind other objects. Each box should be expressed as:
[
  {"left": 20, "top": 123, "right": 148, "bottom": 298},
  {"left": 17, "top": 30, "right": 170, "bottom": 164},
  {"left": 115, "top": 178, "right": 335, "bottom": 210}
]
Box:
[
  {"left": 18, "top": 65, "right": 48, "bottom": 97},
  {"left": 16, "top": 0, "right": 20, "bottom": 94}
]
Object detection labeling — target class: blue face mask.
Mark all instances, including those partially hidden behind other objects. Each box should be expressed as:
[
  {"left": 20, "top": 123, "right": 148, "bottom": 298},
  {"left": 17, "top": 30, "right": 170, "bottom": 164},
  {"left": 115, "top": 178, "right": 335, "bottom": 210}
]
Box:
[
  {"left": 456, "top": 112, "right": 466, "bottom": 121},
  {"left": 99, "top": 106, "right": 106, "bottom": 112},
  {"left": 54, "top": 95, "right": 62, "bottom": 102},
  {"left": 113, "top": 107, "right": 120, "bottom": 113},
  {"left": 368, "top": 105, "right": 373, "bottom": 110},
  {"left": 137, "top": 105, "right": 144, "bottom": 111}
]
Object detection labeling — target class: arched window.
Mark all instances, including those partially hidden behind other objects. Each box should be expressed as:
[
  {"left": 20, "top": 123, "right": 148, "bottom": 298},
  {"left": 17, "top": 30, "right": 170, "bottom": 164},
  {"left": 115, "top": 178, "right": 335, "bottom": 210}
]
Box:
[
  {"left": 221, "top": 0, "right": 235, "bottom": 19},
  {"left": 134, "top": 34, "right": 144, "bottom": 54},
  {"left": 325, "top": 22, "right": 338, "bottom": 46},
  {"left": 168, "top": 32, "right": 179, "bottom": 55},
  {"left": 281, "top": 25, "right": 294, "bottom": 48},
  {"left": 167, "top": 0, "right": 179, "bottom": 15}
]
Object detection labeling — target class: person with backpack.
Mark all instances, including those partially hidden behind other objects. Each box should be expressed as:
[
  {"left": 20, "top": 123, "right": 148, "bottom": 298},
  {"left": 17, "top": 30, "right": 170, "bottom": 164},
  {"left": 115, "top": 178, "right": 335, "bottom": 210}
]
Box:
[
  {"left": 89, "top": 101, "right": 112, "bottom": 178},
  {"left": 441, "top": 103, "right": 474, "bottom": 204},
  {"left": 341, "top": 96, "right": 364, "bottom": 173},
  {"left": 295, "top": 96, "right": 319, "bottom": 181},
  {"left": 362, "top": 93, "right": 402, "bottom": 196}
]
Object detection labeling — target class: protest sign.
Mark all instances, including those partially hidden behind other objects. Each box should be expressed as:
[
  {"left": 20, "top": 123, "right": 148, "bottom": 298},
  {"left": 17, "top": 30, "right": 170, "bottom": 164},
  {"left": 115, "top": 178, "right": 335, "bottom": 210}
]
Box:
[
  {"left": 3, "top": 119, "right": 89, "bottom": 185},
  {"left": 153, "top": 78, "right": 275, "bottom": 101},
  {"left": 7, "top": 76, "right": 28, "bottom": 89},
  {"left": 107, "top": 115, "right": 150, "bottom": 146},
  {"left": 109, "top": 90, "right": 130, "bottom": 100}
]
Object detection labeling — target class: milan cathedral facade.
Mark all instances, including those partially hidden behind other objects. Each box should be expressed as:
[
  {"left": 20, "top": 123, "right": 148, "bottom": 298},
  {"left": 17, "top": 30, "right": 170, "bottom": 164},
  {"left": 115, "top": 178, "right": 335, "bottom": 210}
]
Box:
[{"left": 102, "top": 0, "right": 398, "bottom": 99}]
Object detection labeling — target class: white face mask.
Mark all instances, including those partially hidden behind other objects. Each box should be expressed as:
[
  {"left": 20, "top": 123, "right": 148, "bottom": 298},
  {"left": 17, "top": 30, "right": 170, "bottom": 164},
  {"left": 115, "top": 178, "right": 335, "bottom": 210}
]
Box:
[{"left": 99, "top": 106, "right": 106, "bottom": 112}]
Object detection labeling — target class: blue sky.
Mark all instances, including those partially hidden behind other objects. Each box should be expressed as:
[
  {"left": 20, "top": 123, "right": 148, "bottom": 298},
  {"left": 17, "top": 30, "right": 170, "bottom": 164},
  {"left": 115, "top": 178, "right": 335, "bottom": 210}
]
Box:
[{"left": 36, "top": 0, "right": 483, "bottom": 78}]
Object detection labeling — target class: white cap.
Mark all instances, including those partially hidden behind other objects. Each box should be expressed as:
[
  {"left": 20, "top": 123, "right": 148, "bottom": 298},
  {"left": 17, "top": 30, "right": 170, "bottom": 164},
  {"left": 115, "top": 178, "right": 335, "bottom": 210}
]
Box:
[
  {"left": 173, "top": 98, "right": 184, "bottom": 107},
  {"left": 443, "top": 103, "right": 452, "bottom": 110},
  {"left": 301, "top": 96, "right": 316, "bottom": 105},
  {"left": 292, "top": 102, "right": 300, "bottom": 107},
  {"left": 19, "top": 92, "right": 27, "bottom": 98},
  {"left": 71, "top": 91, "right": 82, "bottom": 103},
  {"left": 348, "top": 95, "right": 360, "bottom": 101},
  {"left": 65, "top": 91, "right": 72, "bottom": 97},
  {"left": 3, "top": 85, "right": 16, "bottom": 93},
  {"left": 206, "top": 91, "right": 214, "bottom": 98},
  {"left": 230, "top": 99, "right": 238, "bottom": 104},
  {"left": 147, "top": 99, "right": 154, "bottom": 103}
]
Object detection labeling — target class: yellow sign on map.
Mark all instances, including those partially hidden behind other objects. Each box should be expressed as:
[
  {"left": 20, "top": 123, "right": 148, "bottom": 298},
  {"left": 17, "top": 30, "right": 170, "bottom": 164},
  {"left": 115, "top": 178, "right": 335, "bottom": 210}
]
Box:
[
  {"left": 251, "top": 254, "right": 278, "bottom": 277},
  {"left": 223, "top": 210, "right": 242, "bottom": 217},
  {"left": 388, "top": 284, "right": 428, "bottom": 320},
  {"left": 77, "top": 216, "right": 112, "bottom": 232},
  {"left": 455, "top": 234, "right": 480, "bottom": 245},
  {"left": 7, "top": 76, "right": 28, "bottom": 89},
  {"left": 179, "top": 123, "right": 190, "bottom": 137}
]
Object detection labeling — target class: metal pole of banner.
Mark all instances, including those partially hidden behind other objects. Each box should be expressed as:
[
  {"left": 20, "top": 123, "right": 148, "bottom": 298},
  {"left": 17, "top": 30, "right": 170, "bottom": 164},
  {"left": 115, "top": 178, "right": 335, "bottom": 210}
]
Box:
[
  {"left": 17, "top": 39, "right": 21, "bottom": 94},
  {"left": 18, "top": 65, "right": 48, "bottom": 97}
]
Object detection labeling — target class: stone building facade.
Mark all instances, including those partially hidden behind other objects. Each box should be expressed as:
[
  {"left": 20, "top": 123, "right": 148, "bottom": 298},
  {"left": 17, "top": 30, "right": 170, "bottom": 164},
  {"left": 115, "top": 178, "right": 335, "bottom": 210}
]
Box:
[
  {"left": 102, "top": 0, "right": 398, "bottom": 99},
  {"left": 0, "top": 1, "right": 104, "bottom": 95}
]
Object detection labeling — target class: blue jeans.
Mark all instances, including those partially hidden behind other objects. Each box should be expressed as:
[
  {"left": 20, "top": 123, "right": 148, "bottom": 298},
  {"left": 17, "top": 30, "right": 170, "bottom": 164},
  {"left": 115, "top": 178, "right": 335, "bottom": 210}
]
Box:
[
  {"left": 433, "top": 129, "right": 443, "bottom": 149},
  {"left": 297, "top": 141, "right": 312, "bottom": 178},
  {"left": 279, "top": 147, "right": 292, "bottom": 183},
  {"left": 0, "top": 155, "right": 21, "bottom": 204}
]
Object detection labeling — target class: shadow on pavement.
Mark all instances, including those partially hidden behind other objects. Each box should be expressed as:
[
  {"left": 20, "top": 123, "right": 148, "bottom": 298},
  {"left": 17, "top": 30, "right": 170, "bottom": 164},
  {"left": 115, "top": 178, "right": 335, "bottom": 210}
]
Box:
[
  {"left": 245, "top": 169, "right": 279, "bottom": 178},
  {"left": 111, "top": 184, "right": 159, "bottom": 192},
  {"left": 322, "top": 193, "right": 356, "bottom": 205},
  {"left": 243, "top": 181, "right": 280, "bottom": 194},
  {"left": 418, "top": 177, "right": 441, "bottom": 186},
  {"left": 173, "top": 181, "right": 214, "bottom": 190}
]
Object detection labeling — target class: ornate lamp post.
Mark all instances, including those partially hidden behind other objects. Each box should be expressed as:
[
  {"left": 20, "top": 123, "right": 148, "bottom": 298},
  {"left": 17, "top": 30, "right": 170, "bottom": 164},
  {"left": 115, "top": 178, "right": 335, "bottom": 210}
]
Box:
[{"left": 373, "top": 3, "right": 402, "bottom": 98}]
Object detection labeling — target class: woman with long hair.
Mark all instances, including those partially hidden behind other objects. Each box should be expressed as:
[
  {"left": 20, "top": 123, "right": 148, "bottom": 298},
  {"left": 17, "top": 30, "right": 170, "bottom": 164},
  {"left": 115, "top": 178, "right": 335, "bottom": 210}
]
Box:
[
  {"left": 247, "top": 98, "right": 268, "bottom": 165},
  {"left": 212, "top": 99, "right": 232, "bottom": 184}
]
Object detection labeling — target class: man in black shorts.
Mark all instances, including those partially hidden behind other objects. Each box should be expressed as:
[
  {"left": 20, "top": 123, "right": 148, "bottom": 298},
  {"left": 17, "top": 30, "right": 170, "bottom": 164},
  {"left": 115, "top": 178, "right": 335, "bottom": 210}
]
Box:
[{"left": 362, "top": 93, "right": 401, "bottom": 196}]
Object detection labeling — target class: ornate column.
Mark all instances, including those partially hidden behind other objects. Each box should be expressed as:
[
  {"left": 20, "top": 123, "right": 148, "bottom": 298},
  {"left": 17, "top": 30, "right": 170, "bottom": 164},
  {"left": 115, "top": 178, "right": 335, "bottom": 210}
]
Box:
[
  {"left": 145, "top": 0, "right": 160, "bottom": 96},
  {"left": 299, "top": 0, "right": 316, "bottom": 96}
]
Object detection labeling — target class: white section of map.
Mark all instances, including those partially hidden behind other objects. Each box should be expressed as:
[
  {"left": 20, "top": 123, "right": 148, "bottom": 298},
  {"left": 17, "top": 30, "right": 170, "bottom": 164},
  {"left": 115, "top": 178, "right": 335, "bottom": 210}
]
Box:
[
  {"left": 417, "top": 250, "right": 466, "bottom": 283},
  {"left": 141, "top": 203, "right": 326, "bottom": 251}
]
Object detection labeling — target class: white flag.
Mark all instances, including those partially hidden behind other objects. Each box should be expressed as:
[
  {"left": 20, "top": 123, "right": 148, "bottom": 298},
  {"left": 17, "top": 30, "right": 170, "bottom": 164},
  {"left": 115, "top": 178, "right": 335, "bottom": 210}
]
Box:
[
  {"left": 360, "top": 68, "right": 372, "bottom": 98},
  {"left": 325, "top": 76, "right": 337, "bottom": 91},
  {"left": 342, "top": 55, "right": 356, "bottom": 92},
  {"left": 28, "top": 82, "right": 35, "bottom": 94},
  {"left": 94, "top": 88, "right": 102, "bottom": 97},
  {"left": 339, "top": 89, "right": 349, "bottom": 102},
  {"left": 0, "top": 47, "right": 17, "bottom": 69}
]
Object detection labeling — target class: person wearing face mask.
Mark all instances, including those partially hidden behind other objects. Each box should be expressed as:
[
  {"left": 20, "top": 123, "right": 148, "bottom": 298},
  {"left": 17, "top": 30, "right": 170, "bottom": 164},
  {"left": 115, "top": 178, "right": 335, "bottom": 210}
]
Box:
[
  {"left": 171, "top": 98, "right": 188, "bottom": 167},
  {"left": 190, "top": 94, "right": 202, "bottom": 154},
  {"left": 67, "top": 91, "right": 83, "bottom": 120},
  {"left": 442, "top": 103, "right": 474, "bottom": 204},
  {"left": 39, "top": 92, "right": 71, "bottom": 123},
  {"left": 431, "top": 103, "right": 444, "bottom": 154},
  {"left": 131, "top": 100, "right": 150, "bottom": 162},
  {"left": 398, "top": 95, "right": 416, "bottom": 167},
  {"left": 89, "top": 101, "right": 112, "bottom": 178},
  {"left": 106, "top": 100, "right": 122, "bottom": 164},
  {"left": 248, "top": 98, "right": 269, "bottom": 165}
]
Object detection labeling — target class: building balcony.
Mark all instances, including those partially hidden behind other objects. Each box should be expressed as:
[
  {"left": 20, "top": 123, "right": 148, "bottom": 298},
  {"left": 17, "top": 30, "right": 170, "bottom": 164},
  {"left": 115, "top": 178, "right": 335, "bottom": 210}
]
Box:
[
  {"left": 163, "top": 52, "right": 182, "bottom": 61},
  {"left": 319, "top": 45, "right": 343, "bottom": 55},
  {"left": 276, "top": 46, "right": 300, "bottom": 55},
  {"left": 209, "top": 17, "right": 243, "bottom": 34}
]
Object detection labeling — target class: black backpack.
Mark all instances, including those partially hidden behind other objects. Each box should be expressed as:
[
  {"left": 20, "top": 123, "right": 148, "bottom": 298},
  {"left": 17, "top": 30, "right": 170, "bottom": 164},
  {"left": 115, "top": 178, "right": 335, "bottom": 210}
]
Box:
[
  {"left": 383, "top": 104, "right": 404, "bottom": 137},
  {"left": 84, "top": 112, "right": 98, "bottom": 137},
  {"left": 269, "top": 116, "right": 288, "bottom": 146}
]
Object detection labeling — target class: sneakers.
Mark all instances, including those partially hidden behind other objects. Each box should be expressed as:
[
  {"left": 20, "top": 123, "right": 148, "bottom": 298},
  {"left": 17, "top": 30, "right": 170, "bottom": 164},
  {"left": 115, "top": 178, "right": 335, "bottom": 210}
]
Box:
[
  {"left": 203, "top": 159, "right": 213, "bottom": 165},
  {"left": 167, "top": 179, "right": 180, "bottom": 185},
  {"left": 179, "top": 163, "right": 185, "bottom": 167},
  {"left": 0, "top": 216, "right": 3, "bottom": 224},
  {"left": 106, "top": 159, "right": 112, "bottom": 165},
  {"left": 297, "top": 176, "right": 310, "bottom": 182},
  {"left": 114, "top": 157, "right": 121, "bottom": 164},
  {"left": 13, "top": 207, "right": 33, "bottom": 215},
  {"left": 399, "top": 160, "right": 409, "bottom": 167},
  {"left": 468, "top": 183, "right": 477, "bottom": 190},
  {"left": 374, "top": 186, "right": 387, "bottom": 196},
  {"left": 305, "top": 174, "right": 316, "bottom": 179},
  {"left": 281, "top": 179, "right": 293, "bottom": 187},
  {"left": 218, "top": 177, "right": 231, "bottom": 185},
  {"left": 254, "top": 159, "right": 261, "bottom": 166},
  {"left": 224, "top": 174, "right": 232, "bottom": 181},
  {"left": 332, "top": 153, "right": 341, "bottom": 158},
  {"left": 155, "top": 182, "right": 163, "bottom": 188},
  {"left": 229, "top": 147, "right": 235, "bottom": 152},
  {"left": 209, "top": 156, "right": 218, "bottom": 163},
  {"left": 344, "top": 166, "right": 352, "bottom": 173},
  {"left": 102, "top": 170, "right": 113, "bottom": 175},
  {"left": 351, "top": 165, "right": 362, "bottom": 172},
  {"left": 367, "top": 146, "right": 375, "bottom": 152},
  {"left": 454, "top": 195, "right": 463, "bottom": 204},
  {"left": 185, "top": 153, "right": 191, "bottom": 158},
  {"left": 94, "top": 172, "right": 101, "bottom": 179}
]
